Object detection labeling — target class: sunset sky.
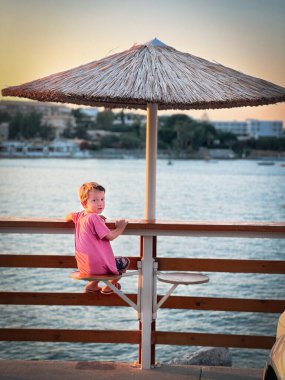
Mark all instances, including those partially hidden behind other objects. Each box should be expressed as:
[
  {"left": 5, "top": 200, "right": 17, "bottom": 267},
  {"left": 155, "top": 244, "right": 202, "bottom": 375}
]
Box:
[{"left": 1, "top": 0, "right": 285, "bottom": 123}]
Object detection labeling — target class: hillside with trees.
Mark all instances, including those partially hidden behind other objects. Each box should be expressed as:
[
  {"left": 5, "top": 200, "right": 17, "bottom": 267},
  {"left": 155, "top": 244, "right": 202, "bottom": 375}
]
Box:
[{"left": 1, "top": 107, "right": 284, "bottom": 158}]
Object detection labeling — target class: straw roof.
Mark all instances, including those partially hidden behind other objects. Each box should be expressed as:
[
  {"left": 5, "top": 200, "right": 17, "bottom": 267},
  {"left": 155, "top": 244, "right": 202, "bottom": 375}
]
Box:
[{"left": 2, "top": 38, "right": 285, "bottom": 110}]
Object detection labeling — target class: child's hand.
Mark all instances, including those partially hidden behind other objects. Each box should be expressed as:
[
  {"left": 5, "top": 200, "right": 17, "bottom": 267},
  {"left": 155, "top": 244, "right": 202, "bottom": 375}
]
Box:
[
  {"left": 115, "top": 219, "right": 128, "bottom": 230},
  {"left": 106, "top": 219, "right": 128, "bottom": 241}
]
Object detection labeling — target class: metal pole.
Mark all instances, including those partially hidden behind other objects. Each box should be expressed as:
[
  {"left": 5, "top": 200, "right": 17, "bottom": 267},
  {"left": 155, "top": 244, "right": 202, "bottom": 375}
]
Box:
[
  {"left": 141, "top": 237, "right": 154, "bottom": 369},
  {"left": 141, "top": 103, "right": 158, "bottom": 369}
]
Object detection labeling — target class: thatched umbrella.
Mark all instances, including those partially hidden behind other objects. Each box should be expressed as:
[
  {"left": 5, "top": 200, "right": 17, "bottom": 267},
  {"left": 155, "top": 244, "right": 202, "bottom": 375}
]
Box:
[
  {"left": 3, "top": 38, "right": 285, "bottom": 110},
  {"left": 2, "top": 38, "right": 285, "bottom": 219},
  {"left": 2, "top": 38, "right": 285, "bottom": 369}
]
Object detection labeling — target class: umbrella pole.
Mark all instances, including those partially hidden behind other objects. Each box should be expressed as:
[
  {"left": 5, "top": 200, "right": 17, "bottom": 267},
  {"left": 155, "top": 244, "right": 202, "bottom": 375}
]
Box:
[
  {"left": 145, "top": 103, "right": 157, "bottom": 220},
  {"left": 141, "top": 103, "right": 158, "bottom": 369}
]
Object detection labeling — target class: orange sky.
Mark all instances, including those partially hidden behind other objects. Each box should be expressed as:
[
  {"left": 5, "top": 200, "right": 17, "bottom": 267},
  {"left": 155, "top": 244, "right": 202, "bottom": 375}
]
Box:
[{"left": 1, "top": 0, "right": 284, "bottom": 123}]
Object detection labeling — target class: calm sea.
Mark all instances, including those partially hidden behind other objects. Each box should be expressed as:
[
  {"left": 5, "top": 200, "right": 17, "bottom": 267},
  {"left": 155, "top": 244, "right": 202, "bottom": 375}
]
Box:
[{"left": 0, "top": 158, "right": 284, "bottom": 368}]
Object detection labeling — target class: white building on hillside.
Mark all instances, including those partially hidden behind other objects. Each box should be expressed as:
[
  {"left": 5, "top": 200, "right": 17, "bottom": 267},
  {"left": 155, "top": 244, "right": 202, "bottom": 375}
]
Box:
[
  {"left": 212, "top": 119, "right": 284, "bottom": 139},
  {"left": 211, "top": 121, "right": 247, "bottom": 137},
  {"left": 246, "top": 119, "right": 283, "bottom": 139}
]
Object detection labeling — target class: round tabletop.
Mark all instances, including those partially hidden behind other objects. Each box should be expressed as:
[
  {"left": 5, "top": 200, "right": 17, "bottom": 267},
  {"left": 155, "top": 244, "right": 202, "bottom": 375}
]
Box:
[
  {"left": 157, "top": 272, "right": 209, "bottom": 285},
  {"left": 70, "top": 271, "right": 121, "bottom": 281}
]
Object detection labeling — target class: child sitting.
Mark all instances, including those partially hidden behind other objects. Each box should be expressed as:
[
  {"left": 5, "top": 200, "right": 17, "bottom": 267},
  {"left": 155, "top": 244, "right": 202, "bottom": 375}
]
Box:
[{"left": 66, "top": 182, "right": 129, "bottom": 294}]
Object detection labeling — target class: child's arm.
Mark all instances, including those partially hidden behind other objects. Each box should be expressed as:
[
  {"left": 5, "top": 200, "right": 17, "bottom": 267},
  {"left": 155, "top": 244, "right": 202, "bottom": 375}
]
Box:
[
  {"left": 105, "top": 219, "right": 128, "bottom": 241},
  {"left": 65, "top": 213, "right": 73, "bottom": 222}
]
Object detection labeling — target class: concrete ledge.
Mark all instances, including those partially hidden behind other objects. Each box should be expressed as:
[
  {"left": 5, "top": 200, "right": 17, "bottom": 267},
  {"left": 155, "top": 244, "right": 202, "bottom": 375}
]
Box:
[{"left": 0, "top": 360, "right": 263, "bottom": 380}]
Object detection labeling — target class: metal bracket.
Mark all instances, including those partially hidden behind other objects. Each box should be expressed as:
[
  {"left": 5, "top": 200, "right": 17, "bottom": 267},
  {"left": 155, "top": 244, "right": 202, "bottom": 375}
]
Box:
[
  {"left": 152, "top": 269, "right": 209, "bottom": 319},
  {"left": 152, "top": 265, "right": 179, "bottom": 319},
  {"left": 102, "top": 267, "right": 141, "bottom": 319},
  {"left": 102, "top": 272, "right": 139, "bottom": 310}
]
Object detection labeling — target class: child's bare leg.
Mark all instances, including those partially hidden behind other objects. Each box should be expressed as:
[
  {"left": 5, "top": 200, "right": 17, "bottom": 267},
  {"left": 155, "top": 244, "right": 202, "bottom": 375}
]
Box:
[
  {"left": 101, "top": 279, "right": 119, "bottom": 293},
  {"left": 84, "top": 280, "right": 101, "bottom": 293}
]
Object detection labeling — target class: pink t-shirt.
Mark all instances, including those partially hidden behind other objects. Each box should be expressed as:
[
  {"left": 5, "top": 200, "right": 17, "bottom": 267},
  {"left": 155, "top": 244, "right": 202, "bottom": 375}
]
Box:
[{"left": 72, "top": 211, "right": 119, "bottom": 275}]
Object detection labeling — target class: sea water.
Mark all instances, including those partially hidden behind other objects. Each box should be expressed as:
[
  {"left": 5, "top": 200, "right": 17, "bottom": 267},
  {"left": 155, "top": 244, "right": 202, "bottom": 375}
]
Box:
[{"left": 0, "top": 158, "right": 284, "bottom": 368}]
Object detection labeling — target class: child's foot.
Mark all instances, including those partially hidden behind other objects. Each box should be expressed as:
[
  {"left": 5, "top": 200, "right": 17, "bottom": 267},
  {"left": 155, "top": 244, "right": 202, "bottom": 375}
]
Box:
[
  {"left": 84, "top": 281, "right": 101, "bottom": 293},
  {"left": 101, "top": 282, "right": 121, "bottom": 295}
]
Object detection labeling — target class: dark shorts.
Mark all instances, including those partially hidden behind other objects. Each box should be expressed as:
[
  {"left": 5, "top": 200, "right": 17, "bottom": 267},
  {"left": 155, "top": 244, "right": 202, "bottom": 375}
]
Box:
[{"left": 115, "top": 257, "right": 130, "bottom": 274}]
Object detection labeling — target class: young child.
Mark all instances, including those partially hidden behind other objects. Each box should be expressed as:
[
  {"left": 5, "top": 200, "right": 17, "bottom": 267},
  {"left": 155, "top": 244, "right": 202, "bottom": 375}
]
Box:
[{"left": 65, "top": 182, "right": 129, "bottom": 294}]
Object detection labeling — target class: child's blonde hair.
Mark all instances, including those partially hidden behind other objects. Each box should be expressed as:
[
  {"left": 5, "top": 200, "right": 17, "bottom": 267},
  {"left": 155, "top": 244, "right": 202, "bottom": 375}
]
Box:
[{"left": 79, "top": 182, "right": 106, "bottom": 205}]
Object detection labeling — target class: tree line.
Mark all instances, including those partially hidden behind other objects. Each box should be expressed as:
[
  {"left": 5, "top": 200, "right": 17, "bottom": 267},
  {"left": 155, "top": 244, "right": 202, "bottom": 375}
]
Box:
[
  {"left": 1, "top": 109, "right": 285, "bottom": 156},
  {"left": 0, "top": 110, "right": 55, "bottom": 140}
]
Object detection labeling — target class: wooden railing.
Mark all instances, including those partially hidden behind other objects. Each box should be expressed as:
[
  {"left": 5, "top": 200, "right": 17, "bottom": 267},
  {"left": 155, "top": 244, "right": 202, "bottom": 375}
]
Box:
[{"left": 0, "top": 217, "right": 285, "bottom": 362}]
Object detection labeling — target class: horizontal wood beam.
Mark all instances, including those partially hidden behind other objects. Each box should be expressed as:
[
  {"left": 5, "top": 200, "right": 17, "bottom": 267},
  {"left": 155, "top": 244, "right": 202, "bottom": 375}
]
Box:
[
  {"left": 159, "top": 296, "right": 285, "bottom": 313},
  {"left": 0, "top": 292, "right": 137, "bottom": 307},
  {"left": 1, "top": 255, "right": 284, "bottom": 274},
  {"left": 157, "top": 258, "right": 285, "bottom": 274},
  {"left": 0, "top": 328, "right": 274, "bottom": 349},
  {"left": 1, "top": 217, "right": 284, "bottom": 237},
  {"left": 154, "top": 331, "right": 275, "bottom": 349},
  {"left": 0, "top": 292, "right": 283, "bottom": 313},
  {"left": 0, "top": 255, "right": 76, "bottom": 268},
  {"left": 0, "top": 328, "right": 140, "bottom": 344},
  {"left": 0, "top": 255, "right": 140, "bottom": 270}
]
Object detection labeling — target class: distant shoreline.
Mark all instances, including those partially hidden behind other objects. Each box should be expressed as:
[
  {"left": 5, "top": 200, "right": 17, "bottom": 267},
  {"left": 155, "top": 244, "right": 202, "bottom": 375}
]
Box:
[{"left": 1, "top": 154, "right": 285, "bottom": 161}]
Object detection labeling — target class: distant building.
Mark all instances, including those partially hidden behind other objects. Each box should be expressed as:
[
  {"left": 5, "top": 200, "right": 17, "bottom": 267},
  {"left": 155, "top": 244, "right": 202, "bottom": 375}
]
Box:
[
  {"left": 80, "top": 107, "right": 99, "bottom": 120},
  {"left": 246, "top": 119, "right": 283, "bottom": 139},
  {"left": 0, "top": 139, "right": 90, "bottom": 158},
  {"left": 0, "top": 100, "right": 64, "bottom": 116},
  {"left": 211, "top": 121, "right": 248, "bottom": 137},
  {"left": 212, "top": 119, "right": 284, "bottom": 139},
  {"left": 113, "top": 112, "right": 146, "bottom": 126},
  {"left": 41, "top": 112, "right": 76, "bottom": 139}
]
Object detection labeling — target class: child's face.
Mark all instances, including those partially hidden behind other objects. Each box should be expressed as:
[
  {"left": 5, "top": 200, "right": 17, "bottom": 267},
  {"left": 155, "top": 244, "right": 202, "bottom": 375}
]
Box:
[{"left": 83, "top": 189, "right": 106, "bottom": 214}]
